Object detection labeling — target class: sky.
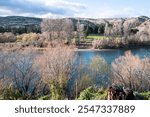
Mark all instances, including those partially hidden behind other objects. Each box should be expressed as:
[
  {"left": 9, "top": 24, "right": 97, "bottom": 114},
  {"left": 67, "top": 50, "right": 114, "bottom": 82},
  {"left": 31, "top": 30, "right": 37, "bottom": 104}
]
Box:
[{"left": 0, "top": 0, "right": 150, "bottom": 18}]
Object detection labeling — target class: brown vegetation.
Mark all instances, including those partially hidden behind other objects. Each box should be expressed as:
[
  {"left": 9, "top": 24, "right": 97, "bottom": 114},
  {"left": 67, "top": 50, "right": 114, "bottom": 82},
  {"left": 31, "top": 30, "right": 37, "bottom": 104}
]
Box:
[
  {"left": 92, "top": 37, "right": 126, "bottom": 49},
  {"left": 36, "top": 45, "right": 76, "bottom": 99},
  {"left": 0, "top": 32, "right": 16, "bottom": 43},
  {"left": 41, "top": 18, "right": 74, "bottom": 44},
  {"left": 0, "top": 49, "right": 44, "bottom": 99},
  {"left": 16, "top": 33, "right": 39, "bottom": 42},
  {"left": 111, "top": 51, "right": 150, "bottom": 92}
]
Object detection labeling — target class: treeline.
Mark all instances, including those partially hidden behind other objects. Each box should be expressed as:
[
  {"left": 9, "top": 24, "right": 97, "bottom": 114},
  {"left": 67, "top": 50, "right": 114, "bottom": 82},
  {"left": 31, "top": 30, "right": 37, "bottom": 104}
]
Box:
[
  {"left": 1, "top": 17, "right": 150, "bottom": 49},
  {"left": 0, "top": 25, "right": 41, "bottom": 34},
  {"left": 0, "top": 17, "right": 104, "bottom": 35},
  {"left": 0, "top": 18, "right": 82, "bottom": 46}
]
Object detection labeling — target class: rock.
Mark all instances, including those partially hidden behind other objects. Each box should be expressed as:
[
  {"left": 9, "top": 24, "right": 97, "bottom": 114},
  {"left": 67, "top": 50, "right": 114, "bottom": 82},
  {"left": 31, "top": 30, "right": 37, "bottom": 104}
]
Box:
[{"left": 107, "top": 85, "right": 135, "bottom": 100}]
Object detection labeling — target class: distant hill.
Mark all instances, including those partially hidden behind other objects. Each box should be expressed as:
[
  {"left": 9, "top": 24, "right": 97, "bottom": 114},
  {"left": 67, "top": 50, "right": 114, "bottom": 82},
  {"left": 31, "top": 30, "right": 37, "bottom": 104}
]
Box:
[
  {"left": 0, "top": 16, "right": 42, "bottom": 26},
  {"left": 0, "top": 16, "right": 149, "bottom": 35},
  {"left": 0, "top": 16, "right": 42, "bottom": 34}
]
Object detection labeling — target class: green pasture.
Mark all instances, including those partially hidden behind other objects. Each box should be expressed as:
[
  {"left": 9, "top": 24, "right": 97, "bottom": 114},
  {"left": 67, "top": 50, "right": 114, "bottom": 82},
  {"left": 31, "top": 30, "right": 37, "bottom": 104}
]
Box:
[{"left": 86, "top": 35, "right": 106, "bottom": 40}]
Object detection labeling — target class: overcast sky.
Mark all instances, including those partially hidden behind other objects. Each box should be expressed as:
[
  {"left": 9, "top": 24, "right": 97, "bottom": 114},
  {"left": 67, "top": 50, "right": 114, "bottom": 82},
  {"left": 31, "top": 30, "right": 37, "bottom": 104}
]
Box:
[{"left": 0, "top": 0, "right": 149, "bottom": 18}]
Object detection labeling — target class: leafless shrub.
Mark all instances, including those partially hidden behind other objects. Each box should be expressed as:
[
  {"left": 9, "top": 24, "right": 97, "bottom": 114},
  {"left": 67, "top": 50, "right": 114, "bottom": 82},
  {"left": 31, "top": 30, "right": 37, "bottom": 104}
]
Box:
[
  {"left": 92, "top": 37, "right": 122, "bottom": 49},
  {"left": 111, "top": 51, "right": 150, "bottom": 92},
  {"left": 0, "top": 32, "right": 16, "bottom": 43},
  {"left": 0, "top": 49, "right": 43, "bottom": 99},
  {"left": 37, "top": 45, "right": 76, "bottom": 99}
]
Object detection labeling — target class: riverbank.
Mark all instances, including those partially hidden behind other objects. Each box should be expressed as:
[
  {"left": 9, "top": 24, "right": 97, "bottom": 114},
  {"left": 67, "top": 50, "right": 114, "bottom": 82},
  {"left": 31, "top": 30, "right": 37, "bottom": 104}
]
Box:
[
  {"left": 1, "top": 42, "right": 150, "bottom": 52},
  {"left": 76, "top": 48, "right": 119, "bottom": 51}
]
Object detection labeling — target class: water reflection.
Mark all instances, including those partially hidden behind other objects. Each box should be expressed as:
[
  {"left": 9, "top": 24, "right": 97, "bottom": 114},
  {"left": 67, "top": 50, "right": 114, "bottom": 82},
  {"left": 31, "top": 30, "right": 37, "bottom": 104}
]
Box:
[{"left": 77, "top": 48, "right": 150, "bottom": 64}]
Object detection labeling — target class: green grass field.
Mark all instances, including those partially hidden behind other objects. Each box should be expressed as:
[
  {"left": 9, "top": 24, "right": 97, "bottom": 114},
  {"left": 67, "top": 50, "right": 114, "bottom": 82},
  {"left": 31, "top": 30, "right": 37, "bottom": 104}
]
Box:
[{"left": 86, "top": 35, "right": 106, "bottom": 40}]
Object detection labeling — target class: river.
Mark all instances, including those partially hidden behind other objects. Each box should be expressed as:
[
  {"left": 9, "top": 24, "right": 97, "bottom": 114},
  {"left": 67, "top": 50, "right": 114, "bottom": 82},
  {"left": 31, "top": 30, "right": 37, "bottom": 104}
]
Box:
[{"left": 77, "top": 48, "right": 150, "bottom": 64}]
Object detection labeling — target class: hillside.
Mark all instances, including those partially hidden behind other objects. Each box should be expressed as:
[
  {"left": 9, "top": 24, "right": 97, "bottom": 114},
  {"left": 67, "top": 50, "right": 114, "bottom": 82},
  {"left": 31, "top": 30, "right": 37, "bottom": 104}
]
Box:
[
  {"left": 0, "top": 16, "right": 149, "bottom": 36},
  {"left": 0, "top": 16, "right": 42, "bottom": 34}
]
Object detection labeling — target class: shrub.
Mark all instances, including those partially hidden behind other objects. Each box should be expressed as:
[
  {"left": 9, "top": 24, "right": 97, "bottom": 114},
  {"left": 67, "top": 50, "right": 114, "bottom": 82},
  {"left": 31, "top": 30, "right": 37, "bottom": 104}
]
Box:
[
  {"left": 90, "top": 56, "right": 110, "bottom": 86},
  {"left": 78, "top": 86, "right": 107, "bottom": 100},
  {"left": 71, "top": 38, "right": 78, "bottom": 45},
  {"left": 93, "top": 88, "right": 107, "bottom": 100},
  {"left": 0, "top": 77, "right": 23, "bottom": 100},
  {"left": 0, "top": 32, "right": 16, "bottom": 43},
  {"left": 0, "top": 49, "right": 43, "bottom": 99},
  {"left": 134, "top": 91, "right": 150, "bottom": 100},
  {"left": 78, "top": 86, "right": 96, "bottom": 100},
  {"left": 92, "top": 37, "right": 122, "bottom": 49},
  {"left": 111, "top": 51, "right": 150, "bottom": 92},
  {"left": 0, "top": 85, "right": 22, "bottom": 100},
  {"left": 17, "top": 33, "right": 39, "bottom": 42},
  {"left": 138, "top": 92, "right": 150, "bottom": 100},
  {"left": 37, "top": 45, "right": 76, "bottom": 99},
  {"left": 49, "top": 80, "right": 64, "bottom": 100},
  {"left": 72, "top": 56, "right": 109, "bottom": 99},
  {"left": 73, "top": 75, "right": 94, "bottom": 99}
]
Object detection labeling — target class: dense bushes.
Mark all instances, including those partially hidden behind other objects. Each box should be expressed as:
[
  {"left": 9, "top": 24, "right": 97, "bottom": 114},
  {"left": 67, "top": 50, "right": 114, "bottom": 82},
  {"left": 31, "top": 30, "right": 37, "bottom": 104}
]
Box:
[
  {"left": 0, "top": 49, "right": 45, "bottom": 99},
  {"left": 0, "top": 32, "right": 16, "bottom": 43},
  {"left": 78, "top": 86, "right": 107, "bottom": 100},
  {"left": 111, "top": 51, "right": 150, "bottom": 92},
  {"left": 91, "top": 35, "right": 150, "bottom": 49},
  {"left": 92, "top": 20, "right": 150, "bottom": 49},
  {"left": 138, "top": 92, "right": 150, "bottom": 100},
  {"left": 17, "top": 33, "right": 39, "bottom": 42},
  {"left": 37, "top": 45, "right": 76, "bottom": 99},
  {"left": 0, "top": 82, "right": 22, "bottom": 100},
  {"left": 0, "top": 32, "right": 47, "bottom": 48},
  {"left": 92, "top": 37, "right": 124, "bottom": 49}
]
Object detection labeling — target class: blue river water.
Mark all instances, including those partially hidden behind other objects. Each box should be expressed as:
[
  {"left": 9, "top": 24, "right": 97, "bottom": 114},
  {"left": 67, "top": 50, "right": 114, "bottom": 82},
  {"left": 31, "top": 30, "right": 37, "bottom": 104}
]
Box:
[{"left": 77, "top": 48, "right": 150, "bottom": 64}]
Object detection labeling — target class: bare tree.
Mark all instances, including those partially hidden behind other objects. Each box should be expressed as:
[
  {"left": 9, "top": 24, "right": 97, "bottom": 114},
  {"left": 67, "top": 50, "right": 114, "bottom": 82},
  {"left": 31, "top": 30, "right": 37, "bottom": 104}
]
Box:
[
  {"left": 41, "top": 18, "right": 53, "bottom": 41},
  {"left": 104, "top": 19, "right": 124, "bottom": 37},
  {"left": 104, "top": 22, "right": 114, "bottom": 37},
  {"left": 63, "top": 19, "right": 74, "bottom": 44},
  {"left": 76, "top": 19, "right": 84, "bottom": 43},
  {"left": 41, "top": 18, "right": 74, "bottom": 44}
]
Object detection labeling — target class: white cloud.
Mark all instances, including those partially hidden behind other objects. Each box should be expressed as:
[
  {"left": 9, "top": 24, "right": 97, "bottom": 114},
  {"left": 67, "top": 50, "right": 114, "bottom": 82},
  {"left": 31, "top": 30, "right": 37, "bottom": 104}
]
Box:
[
  {"left": 0, "top": 0, "right": 87, "bottom": 17},
  {"left": 23, "top": 0, "right": 87, "bottom": 15},
  {"left": 0, "top": 8, "right": 14, "bottom": 16},
  {"left": 0, "top": 0, "right": 147, "bottom": 18},
  {"left": 24, "top": 0, "right": 87, "bottom": 9},
  {"left": 93, "top": 6, "right": 143, "bottom": 18}
]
